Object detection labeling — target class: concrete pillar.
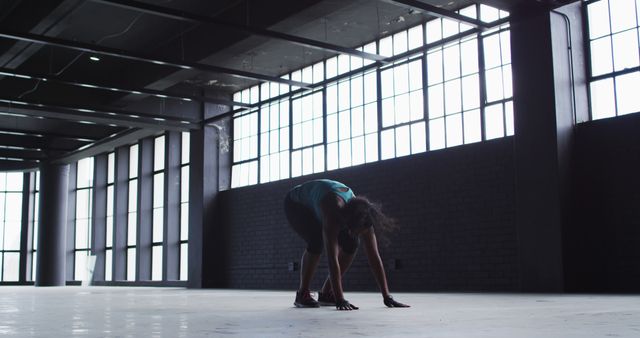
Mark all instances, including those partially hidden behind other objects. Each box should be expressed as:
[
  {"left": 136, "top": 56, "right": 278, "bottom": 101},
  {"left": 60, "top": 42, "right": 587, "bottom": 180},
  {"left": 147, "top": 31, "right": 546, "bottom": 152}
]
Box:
[
  {"left": 510, "top": 2, "right": 586, "bottom": 292},
  {"left": 35, "top": 163, "right": 70, "bottom": 286}
]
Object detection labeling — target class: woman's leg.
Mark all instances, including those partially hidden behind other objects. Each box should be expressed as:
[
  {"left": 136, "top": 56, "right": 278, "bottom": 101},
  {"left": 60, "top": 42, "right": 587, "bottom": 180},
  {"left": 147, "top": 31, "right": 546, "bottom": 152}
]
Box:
[{"left": 299, "top": 249, "right": 321, "bottom": 292}]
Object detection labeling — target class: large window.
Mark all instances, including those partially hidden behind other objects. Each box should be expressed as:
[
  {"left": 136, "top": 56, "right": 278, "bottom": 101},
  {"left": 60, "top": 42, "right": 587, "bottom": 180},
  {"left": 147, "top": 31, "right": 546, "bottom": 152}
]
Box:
[
  {"left": 180, "top": 132, "right": 189, "bottom": 280},
  {"left": 127, "top": 144, "right": 138, "bottom": 281},
  {"left": 105, "top": 152, "right": 114, "bottom": 281},
  {"left": 31, "top": 171, "right": 39, "bottom": 281},
  {"left": 152, "top": 136, "right": 164, "bottom": 281},
  {"left": 586, "top": 0, "right": 640, "bottom": 120},
  {"left": 74, "top": 157, "right": 94, "bottom": 281},
  {"left": 0, "top": 172, "right": 23, "bottom": 282},
  {"left": 230, "top": 4, "right": 512, "bottom": 188}
]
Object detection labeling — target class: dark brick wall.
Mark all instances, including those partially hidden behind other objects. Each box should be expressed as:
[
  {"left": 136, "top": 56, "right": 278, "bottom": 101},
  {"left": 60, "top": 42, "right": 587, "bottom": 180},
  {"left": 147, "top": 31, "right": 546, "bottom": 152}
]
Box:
[
  {"left": 566, "top": 113, "right": 640, "bottom": 292},
  {"left": 216, "top": 137, "right": 520, "bottom": 292}
]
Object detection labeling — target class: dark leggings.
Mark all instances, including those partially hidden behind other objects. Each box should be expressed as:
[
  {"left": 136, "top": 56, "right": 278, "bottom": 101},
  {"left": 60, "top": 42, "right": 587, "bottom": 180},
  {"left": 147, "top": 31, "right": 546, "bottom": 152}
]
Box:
[{"left": 284, "top": 195, "right": 358, "bottom": 255}]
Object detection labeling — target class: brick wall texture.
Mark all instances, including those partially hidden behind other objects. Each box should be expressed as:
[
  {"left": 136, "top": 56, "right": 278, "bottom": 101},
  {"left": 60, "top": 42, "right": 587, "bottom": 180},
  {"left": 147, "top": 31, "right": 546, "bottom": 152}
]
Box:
[{"left": 217, "top": 137, "right": 520, "bottom": 292}]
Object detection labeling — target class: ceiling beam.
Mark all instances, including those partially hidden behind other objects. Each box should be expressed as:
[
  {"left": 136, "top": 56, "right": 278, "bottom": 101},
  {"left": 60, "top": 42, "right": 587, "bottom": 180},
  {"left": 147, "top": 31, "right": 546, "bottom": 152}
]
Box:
[
  {"left": 52, "top": 128, "right": 157, "bottom": 164},
  {"left": 0, "top": 148, "right": 48, "bottom": 160},
  {"left": 0, "top": 127, "right": 99, "bottom": 142},
  {"left": 0, "top": 29, "right": 312, "bottom": 88},
  {"left": 379, "top": 0, "right": 492, "bottom": 29},
  {"left": 0, "top": 133, "right": 80, "bottom": 151},
  {"left": 0, "top": 67, "right": 252, "bottom": 108},
  {"left": 0, "top": 159, "right": 40, "bottom": 171},
  {"left": 0, "top": 97, "right": 199, "bottom": 131},
  {"left": 91, "top": 0, "right": 387, "bottom": 63}
]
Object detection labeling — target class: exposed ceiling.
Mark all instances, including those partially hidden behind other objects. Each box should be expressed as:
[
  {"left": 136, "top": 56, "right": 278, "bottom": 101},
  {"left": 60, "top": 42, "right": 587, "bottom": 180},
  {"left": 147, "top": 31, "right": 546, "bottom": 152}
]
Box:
[{"left": 0, "top": 0, "right": 578, "bottom": 171}]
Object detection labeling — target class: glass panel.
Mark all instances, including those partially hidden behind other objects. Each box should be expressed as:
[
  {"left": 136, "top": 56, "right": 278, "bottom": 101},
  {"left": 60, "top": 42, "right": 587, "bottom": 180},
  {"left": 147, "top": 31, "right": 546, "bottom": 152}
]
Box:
[
  {"left": 505, "top": 101, "right": 515, "bottom": 136},
  {"left": 74, "top": 251, "right": 88, "bottom": 281},
  {"left": 426, "top": 19, "right": 442, "bottom": 44},
  {"left": 180, "top": 243, "right": 188, "bottom": 281},
  {"left": 590, "top": 37, "right": 613, "bottom": 77},
  {"left": 154, "top": 136, "right": 165, "bottom": 172},
  {"left": 408, "top": 60, "right": 423, "bottom": 91},
  {"left": 76, "top": 157, "right": 94, "bottom": 189},
  {"left": 462, "top": 74, "right": 480, "bottom": 110},
  {"left": 446, "top": 113, "right": 463, "bottom": 147},
  {"left": 127, "top": 248, "right": 136, "bottom": 281},
  {"left": 128, "top": 180, "right": 137, "bottom": 212},
  {"left": 393, "top": 30, "right": 408, "bottom": 55},
  {"left": 128, "top": 213, "right": 137, "bottom": 246},
  {"left": 395, "top": 125, "right": 411, "bottom": 157},
  {"left": 428, "top": 84, "right": 444, "bottom": 119},
  {"left": 411, "top": 122, "right": 427, "bottom": 154},
  {"left": 588, "top": 0, "right": 610, "bottom": 39},
  {"left": 302, "top": 147, "right": 313, "bottom": 175},
  {"left": 443, "top": 44, "right": 460, "bottom": 81},
  {"left": 152, "top": 245, "right": 163, "bottom": 281},
  {"left": 609, "top": 0, "right": 637, "bottom": 33},
  {"left": 381, "top": 129, "right": 395, "bottom": 160},
  {"left": 461, "top": 39, "right": 478, "bottom": 76},
  {"left": 339, "top": 140, "right": 352, "bottom": 168},
  {"left": 181, "top": 166, "right": 189, "bottom": 202},
  {"left": 365, "top": 133, "right": 378, "bottom": 163},
  {"left": 106, "top": 216, "right": 113, "bottom": 247},
  {"left": 429, "top": 118, "right": 446, "bottom": 150},
  {"left": 107, "top": 153, "right": 115, "bottom": 183},
  {"left": 129, "top": 144, "right": 138, "bottom": 178},
  {"left": 3, "top": 252, "right": 19, "bottom": 281},
  {"left": 590, "top": 78, "right": 616, "bottom": 120},
  {"left": 105, "top": 249, "right": 112, "bottom": 281},
  {"left": 483, "top": 34, "right": 501, "bottom": 69},
  {"left": 364, "top": 71, "right": 377, "bottom": 104},
  {"left": 485, "top": 104, "right": 505, "bottom": 140},
  {"left": 153, "top": 208, "right": 163, "bottom": 243},
  {"left": 351, "top": 106, "right": 364, "bottom": 137},
  {"left": 485, "top": 67, "right": 504, "bottom": 102},
  {"left": 427, "top": 50, "right": 443, "bottom": 85},
  {"left": 291, "top": 151, "right": 301, "bottom": 177},
  {"left": 75, "top": 218, "right": 89, "bottom": 249},
  {"left": 3, "top": 221, "right": 20, "bottom": 251},
  {"left": 181, "top": 203, "right": 189, "bottom": 241},
  {"left": 612, "top": 30, "right": 640, "bottom": 71},
  {"left": 313, "top": 146, "right": 324, "bottom": 173},
  {"left": 616, "top": 72, "right": 640, "bottom": 115},
  {"left": 5, "top": 173, "right": 22, "bottom": 192},
  {"left": 464, "top": 109, "right": 482, "bottom": 144},
  {"left": 444, "top": 79, "right": 462, "bottom": 115},
  {"left": 76, "top": 189, "right": 90, "bottom": 219},
  {"left": 5, "top": 193, "right": 21, "bottom": 221},
  {"left": 351, "top": 136, "right": 365, "bottom": 166},
  {"left": 408, "top": 25, "right": 423, "bottom": 50},
  {"left": 327, "top": 143, "right": 339, "bottom": 171}
]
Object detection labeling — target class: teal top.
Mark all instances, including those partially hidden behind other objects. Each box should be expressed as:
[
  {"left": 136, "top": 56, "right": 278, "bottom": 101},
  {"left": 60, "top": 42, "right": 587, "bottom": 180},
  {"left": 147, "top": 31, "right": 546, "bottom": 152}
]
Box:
[{"left": 287, "top": 179, "right": 355, "bottom": 223}]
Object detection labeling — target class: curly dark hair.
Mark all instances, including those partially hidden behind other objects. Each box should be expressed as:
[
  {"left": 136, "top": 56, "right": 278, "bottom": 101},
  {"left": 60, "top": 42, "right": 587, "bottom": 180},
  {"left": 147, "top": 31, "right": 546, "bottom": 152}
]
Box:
[{"left": 342, "top": 196, "right": 397, "bottom": 245}]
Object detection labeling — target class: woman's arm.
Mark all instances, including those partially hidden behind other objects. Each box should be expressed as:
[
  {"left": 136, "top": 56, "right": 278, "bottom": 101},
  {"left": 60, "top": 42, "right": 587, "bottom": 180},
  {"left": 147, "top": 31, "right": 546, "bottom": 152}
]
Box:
[
  {"left": 362, "top": 229, "right": 410, "bottom": 308},
  {"left": 361, "top": 229, "right": 390, "bottom": 297}
]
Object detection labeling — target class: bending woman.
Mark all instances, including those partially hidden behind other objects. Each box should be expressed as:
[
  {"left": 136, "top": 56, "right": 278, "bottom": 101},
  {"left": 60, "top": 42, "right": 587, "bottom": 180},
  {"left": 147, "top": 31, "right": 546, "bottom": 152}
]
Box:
[{"left": 284, "top": 179, "right": 409, "bottom": 310}]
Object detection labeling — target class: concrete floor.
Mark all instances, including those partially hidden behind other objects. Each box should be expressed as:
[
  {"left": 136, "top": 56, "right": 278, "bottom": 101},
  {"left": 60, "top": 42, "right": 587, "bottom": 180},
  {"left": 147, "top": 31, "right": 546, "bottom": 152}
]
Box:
[{"left": 1, "top": 287, "right": 639, "bottom": 337}]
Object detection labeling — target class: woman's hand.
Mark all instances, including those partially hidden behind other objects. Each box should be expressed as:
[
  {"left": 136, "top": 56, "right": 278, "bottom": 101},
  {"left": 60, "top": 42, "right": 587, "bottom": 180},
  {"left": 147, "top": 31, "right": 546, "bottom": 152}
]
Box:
[
  {"left": 383, "top": 295, "right": 410, "bottom": 308},
  {"left": 336, "top": 298, "right": 359, "bottom": 311}
]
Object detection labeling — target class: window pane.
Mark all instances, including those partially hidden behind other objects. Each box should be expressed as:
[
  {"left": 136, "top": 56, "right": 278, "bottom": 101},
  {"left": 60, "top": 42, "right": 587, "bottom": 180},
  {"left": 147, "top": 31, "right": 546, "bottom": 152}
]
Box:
[
  {"left": 411, "top": 122, "right": 427, "bottom": 154},
  {"left": 75, "top": 219, "right": 89, "bottom": 249},
  {"left": 588, "top": 0, "right": 610, "bottom": 39},
  {"left": 483, "top": 34, "right": 502, "bottom": 69},
  {"left": 181, "top": 166, "right": 189, "bottom": 203},
  {"left": 128, "top": 180, "right": 137, "bottom": 212},
  {"left": 446, "top": 113, "right": 463, "bottom": 147},
  {"left": 106, "top": 216, "right": 113, "bottom": 247},
  {"left": 485, "top": 67, "right": 504, "bottom": 102},
  {"left": 365, "top": 133, "right": 379, "bottom": 163},
  {"left": 76, "top": 158, "right": 94, "bottom": 189},
  {"left": 153, "top": 208, "right": 163, "bottom": 243},
  {"left": 129, "top": 144, "right": 138, "bottom": 178},
  {"left": 427, "top": 50, "right": 443, "bottom": 85},
  {"left": 364, "top": 71, "right": 377, "bottom": 104},
  {"left": 591, "top": 37, "right": 613, "bottom": 77},
  {"left": 462, "top": 74, "right": 480, "bottom": 110},
  {"left": 464, "top": 109, "right": 482, "bottom": 144},
  {"left": 105, "top": 249, "right": 112, "bottom": 281},
  {"left": 180, "top": 243, "right": 188, "bottom": 281},
  {"left": 408, "top": 25, "right": 423, "bottom": 49},
  {"left": 426, "top": 19, "right": 442, "bottom": 44},
  {"left": 74, "top": 251, "right": 89, "bottom": 281},
  {"left": 428, "top": 84, "right": 444, "bottom": 119},
  {"left": 313, "top": 146, "right": 325, "bottom": 173},
  {"left": 3, "top": 252, "right": 19, "bottom": 282},
  {"left": 154, "top": 136, "right": 165, "bottom": 172},
  {"left": 76, "top": 189, "right": 90, "bottom": 219},
  {"left": 396, "top": 125, "right": 411, "bottom": 157},
  {"left": 505, "top": 101, "right": 515, "bottom": 136},
  {"left": 612, "top": 30, "right": 640, "bottom": 71},
  {"left": 107, "top": 153, "right": 115, "bottom": 183},
  {"left": 5, "top": 193, "right": 22, "bottom": 221},
  {"left": 291, "top": 151, "right": 302, "bottom": 177},
  {"left": 381, "top": 129, "right": 395, "bottom": 160},
  {"left": 3, "top": 221, "right": 20, "bottom": 251},
  {"left": 609, "top": 0, "right": 636, "bottom": 33},
  {"left": 327, "top": 143, "right": 339, "bottom": 171},
  {"left": 461, "top": 39, "right": 479, "bottom": 75},
  {"left": 485, "top": 104, "right": 505, "bottom": 139},
  {"left": 128, "top": 213, "right": 137, "bottom": 246},
  {"left": 616, "top": 72, "right": 640, "bottom": 115},
  {"left": 410, "top": 90, "right": 424, "bottom": 121},
  {"left": 590, "top": 78, "right": 616, "bottom": 119},
  {"left": 443, "top": 44, "right": 461, "bottom": 81},
  {"left": 429, "top": 118, "right": 446, "bottom": 150},
  {"left": 338, "top": 140, "right": 352, "bottom": 168},
  {"left": 181, "top": 203, "right": 189, "bottom": 241},
  {"left": 352, "top": 136, "right": 365, "bottom": 166},
  {"left": 445, "top": 79, "right": 462, "bottom": 115},
  {"left": 152, "top": 246, "right": 163, "bottom": 281},
  {"left": 127, "top": 248, "right": 136, "bottom": 281}
]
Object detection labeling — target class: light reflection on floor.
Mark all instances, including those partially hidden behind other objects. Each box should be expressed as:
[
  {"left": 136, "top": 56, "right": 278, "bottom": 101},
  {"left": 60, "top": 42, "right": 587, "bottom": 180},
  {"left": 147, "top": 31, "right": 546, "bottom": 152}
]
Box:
[{"left": 0, "top": 286, "right": 639, "bottom": 337}]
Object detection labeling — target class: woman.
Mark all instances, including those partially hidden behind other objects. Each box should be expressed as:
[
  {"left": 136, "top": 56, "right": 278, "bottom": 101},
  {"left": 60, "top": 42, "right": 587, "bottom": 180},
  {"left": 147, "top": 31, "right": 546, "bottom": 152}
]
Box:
[{"left": 284, "top": 179, "right": 409, "bottom": 310}]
